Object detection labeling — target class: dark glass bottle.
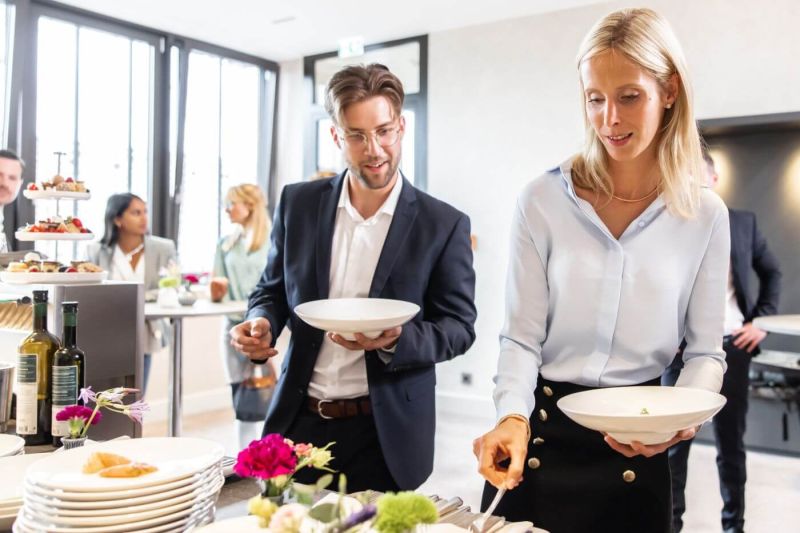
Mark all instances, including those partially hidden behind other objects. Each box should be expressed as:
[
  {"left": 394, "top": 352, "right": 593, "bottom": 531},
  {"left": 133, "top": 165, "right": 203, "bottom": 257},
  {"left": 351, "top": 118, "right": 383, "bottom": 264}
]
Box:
[
  {"left": 52, "top": 302, "right": 86, "bottom": 446},
  {"left": 16, "top": 290, "right": 61, "bottom": 445}
]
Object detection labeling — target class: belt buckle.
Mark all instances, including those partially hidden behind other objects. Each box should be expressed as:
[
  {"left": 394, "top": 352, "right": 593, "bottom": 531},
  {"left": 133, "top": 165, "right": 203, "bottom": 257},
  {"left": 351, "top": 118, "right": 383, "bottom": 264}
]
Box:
[{"left": 316, "top": 399, "right": 334, "bottom": 420}]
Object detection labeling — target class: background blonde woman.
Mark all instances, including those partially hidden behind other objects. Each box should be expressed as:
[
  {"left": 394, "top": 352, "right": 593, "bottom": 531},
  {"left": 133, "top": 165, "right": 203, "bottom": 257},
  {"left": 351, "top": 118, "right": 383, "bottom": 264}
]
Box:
[
  {"left": 473, "top": 8, "right": 729, "bottom": 532},
  {"left": 213, "top": 184, "right": 274, "bottom": 447}
]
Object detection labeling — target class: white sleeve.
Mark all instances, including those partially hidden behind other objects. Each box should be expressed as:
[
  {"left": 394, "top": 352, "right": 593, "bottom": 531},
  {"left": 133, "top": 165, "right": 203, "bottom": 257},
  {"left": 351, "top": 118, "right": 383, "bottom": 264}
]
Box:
[{"left": 494, "top": 197, "right": 548, "bottom": 423}]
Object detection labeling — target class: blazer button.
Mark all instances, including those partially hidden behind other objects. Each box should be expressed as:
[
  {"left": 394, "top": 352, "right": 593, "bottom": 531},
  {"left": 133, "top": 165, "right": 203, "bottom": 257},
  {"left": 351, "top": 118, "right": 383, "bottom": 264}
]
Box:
[
  {"left": 623, "top": 470, "right": 636, "bottom": 483},
  {"left": 532, "top": 437, "right": 544, "bottom": 445},
  {"left": 538, "top": 409, "right": 548, "bottom": 422},
  {"left": 527, "top": 457, "right": 541, "bottom": 469},
  {"left": 542, "top": 386, "right": 553, "bottom": 397}
]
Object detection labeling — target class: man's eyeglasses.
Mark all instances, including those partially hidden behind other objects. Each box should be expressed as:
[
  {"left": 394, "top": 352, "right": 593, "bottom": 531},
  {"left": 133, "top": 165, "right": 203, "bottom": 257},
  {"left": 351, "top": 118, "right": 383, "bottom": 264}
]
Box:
[{"left": 337, "top": 124, "right": 401, "bottom": 149}]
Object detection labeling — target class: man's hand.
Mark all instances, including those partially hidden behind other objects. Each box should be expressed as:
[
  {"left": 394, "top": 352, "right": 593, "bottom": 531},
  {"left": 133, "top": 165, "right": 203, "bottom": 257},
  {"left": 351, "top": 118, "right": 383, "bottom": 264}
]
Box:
[
  {"left": 732, "top": 322, "right": 767, "bottom": 353},
  {"left": 328, "top": 327, "right": 402, "bottom": 352},
  {"left": 604, "top": 426, "right": 698, "bottom": 458},
  {"left": 229, "top": 318, "right": 278, "bottom": 361},
  {"left": 472, "top": 417, "right": 529, "bottom": 490}
]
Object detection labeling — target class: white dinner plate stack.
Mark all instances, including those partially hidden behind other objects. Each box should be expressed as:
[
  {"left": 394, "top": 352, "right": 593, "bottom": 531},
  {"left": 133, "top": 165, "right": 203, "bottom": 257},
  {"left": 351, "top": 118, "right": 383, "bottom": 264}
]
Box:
[
  {"left": 13, "top": 437, "right": 224, "bottom": 533},
  {"left": 0, "top": 435, "right": 25, "bottom": 457},
  {"left": 0, "top": 454, "right": 48, "bottom": 530}
]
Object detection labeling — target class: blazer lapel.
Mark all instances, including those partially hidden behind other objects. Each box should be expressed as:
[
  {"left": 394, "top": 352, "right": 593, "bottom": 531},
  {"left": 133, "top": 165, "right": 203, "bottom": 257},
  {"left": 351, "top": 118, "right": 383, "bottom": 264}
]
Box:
[
  {"left": 315, "top": 174, "right": 345, "bottom": 299},
  {"left": 369, "top": 178, "right": 418, "bottom": 297}
]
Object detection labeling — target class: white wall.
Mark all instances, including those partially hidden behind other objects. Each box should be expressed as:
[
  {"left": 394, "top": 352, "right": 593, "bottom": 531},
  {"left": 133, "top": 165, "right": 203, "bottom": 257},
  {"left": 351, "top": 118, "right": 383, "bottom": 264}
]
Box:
[{"left": 264, "top": 0, "right": 800, "bottom": 417}]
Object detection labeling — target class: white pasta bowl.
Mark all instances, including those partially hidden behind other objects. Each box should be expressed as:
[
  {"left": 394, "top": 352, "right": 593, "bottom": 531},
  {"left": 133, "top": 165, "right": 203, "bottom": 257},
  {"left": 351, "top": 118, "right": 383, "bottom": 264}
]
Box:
[
  {"left": 294, "top": 298, "right": 420, "bottom": 341},
  {"left": 557, "top": 386, "right": 726, "bottom": 445}
]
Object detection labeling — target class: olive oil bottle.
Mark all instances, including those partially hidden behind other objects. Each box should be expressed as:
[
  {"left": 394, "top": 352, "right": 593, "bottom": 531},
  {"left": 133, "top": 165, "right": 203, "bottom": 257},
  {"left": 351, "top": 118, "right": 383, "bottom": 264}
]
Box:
[
  {"left": 16, "top": 290, "right": 61, "bottom": 445},
  {"left": 52, "top": 302, "right": 86, "bottom": 446}
]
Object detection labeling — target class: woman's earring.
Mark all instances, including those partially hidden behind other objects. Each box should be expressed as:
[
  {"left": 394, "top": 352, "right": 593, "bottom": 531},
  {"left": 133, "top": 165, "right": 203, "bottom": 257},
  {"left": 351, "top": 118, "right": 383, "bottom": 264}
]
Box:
[{"left": 665, "top": 103, "right": 673, "bottom": 109}]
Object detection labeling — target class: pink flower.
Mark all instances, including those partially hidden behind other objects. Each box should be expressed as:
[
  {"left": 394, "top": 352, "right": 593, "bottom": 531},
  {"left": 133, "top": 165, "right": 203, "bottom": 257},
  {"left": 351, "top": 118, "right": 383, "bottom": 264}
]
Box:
[
  {"left": 78, "top": 387, "right": 96, "bottom": 404},
  {"left": 234, "top": 433, "right": 297, "bottom": 480},
  {"left": 183, "top": 274, "right": 200, "bottom": 285},
  {"left": 293, "top": 443, "right": 312, "bottom": 457},
  {"left": 55, "top": 405, "right": 101, "bottom": 424}
]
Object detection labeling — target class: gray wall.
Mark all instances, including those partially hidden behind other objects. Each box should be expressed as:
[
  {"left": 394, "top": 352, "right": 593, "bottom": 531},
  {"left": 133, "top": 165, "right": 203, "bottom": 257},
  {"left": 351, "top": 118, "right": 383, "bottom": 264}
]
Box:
[{"left": 708, "top": 130, "right": 800, "bottom": 353}]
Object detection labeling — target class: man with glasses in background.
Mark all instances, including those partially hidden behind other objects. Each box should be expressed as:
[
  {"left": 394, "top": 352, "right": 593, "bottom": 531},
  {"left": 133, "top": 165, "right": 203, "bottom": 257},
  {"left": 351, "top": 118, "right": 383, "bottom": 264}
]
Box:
[{"left": 230, "top": 64, "right": 477, "bottom": 492}]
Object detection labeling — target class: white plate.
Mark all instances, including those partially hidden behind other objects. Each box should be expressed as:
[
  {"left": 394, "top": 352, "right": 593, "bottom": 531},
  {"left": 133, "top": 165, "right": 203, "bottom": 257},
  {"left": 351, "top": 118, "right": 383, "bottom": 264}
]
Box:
[
  {"left": 294, "top": 298, "right": 420, "bottom": 340},
  {"left": 0, "top": 454, "right": 49, "bottom": 503},
  {"left": 15, "top": 232, "right": 94, "bottom": 241},
  {"left": 25, "top": 437, "right": 224, "bottom": 493},
  {"left": 23, "top": 190, "right": 91, "bottom": 200},
  {"left": 24, "top": 489, "right": 213, "bottom": 527},
  {"left": 557, "top": 386, "right": 727, "bottom": 444},
  {"left": 196, "top": 515, "right": 260, "bottom": 532},
  {"left": 0, "top": 435, "right": 25, "bottom": 457},
  {"left": 25, "top": 464, "right": 220, "bottom": 502},
  {"left": 15, "top": 501, "right": 211, "bottom": 533},
  {"left": 1, "top": 271, "right": 107, "bottom": 285},
  {"left": 24, "top": 470, "right": 221, "bottom": 510},
  {"left": 19, "top": 496, "right": 216, "bottom": 533}
]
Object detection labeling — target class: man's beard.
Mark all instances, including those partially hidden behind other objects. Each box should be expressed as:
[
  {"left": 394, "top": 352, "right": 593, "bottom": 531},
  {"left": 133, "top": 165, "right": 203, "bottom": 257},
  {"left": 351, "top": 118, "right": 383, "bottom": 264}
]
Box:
[{"left": 349, "top": 158, "right": 400, "bottom": 191}]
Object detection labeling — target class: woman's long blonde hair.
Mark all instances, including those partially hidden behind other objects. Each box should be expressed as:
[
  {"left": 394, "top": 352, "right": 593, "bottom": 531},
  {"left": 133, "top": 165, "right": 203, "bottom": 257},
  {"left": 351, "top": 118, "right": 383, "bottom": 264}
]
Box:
[
  {"left": 572, "top": 8, "right": 703, "bottom": 218},
  {"left": 226, "top": 184, "right": 270, "bottom": 252}
]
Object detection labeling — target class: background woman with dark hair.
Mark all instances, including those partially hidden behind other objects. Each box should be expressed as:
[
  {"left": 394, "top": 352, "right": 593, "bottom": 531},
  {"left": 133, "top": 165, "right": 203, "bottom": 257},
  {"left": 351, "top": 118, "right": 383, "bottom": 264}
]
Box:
[{"left": 87, "top": 193, "right": 176, "bottom": 394}]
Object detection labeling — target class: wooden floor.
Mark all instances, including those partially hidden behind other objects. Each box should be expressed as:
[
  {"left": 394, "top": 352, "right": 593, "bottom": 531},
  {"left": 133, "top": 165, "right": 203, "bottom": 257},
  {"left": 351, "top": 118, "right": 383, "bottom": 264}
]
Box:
[{"left": 144, "top": 407, "right": 800, "bottom": 532}]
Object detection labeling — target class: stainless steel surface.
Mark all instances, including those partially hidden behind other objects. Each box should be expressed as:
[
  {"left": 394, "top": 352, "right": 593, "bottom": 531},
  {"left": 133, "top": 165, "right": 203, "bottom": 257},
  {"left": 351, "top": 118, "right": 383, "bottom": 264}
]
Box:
[
  {"left": 168, "top": 318, "right": 183, "bottom": 437},
  {"left": 0, "top": 362, "right": 13, "bottom": 432},
  {"left": 0, "top": 281, "right": 144, "bottom": 440}
]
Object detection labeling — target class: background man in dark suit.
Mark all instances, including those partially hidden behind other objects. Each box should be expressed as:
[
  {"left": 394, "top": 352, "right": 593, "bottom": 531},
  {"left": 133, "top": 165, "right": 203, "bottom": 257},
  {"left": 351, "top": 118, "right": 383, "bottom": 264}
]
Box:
[
  {"left": 230, "top": 64, "right": 477, "bottom": 492},
  {"left": 664, "top": 149, "right": 782, "bottom": 533},
  {"left": 0, "top": 149, "right": 25, "bottom": 252}
]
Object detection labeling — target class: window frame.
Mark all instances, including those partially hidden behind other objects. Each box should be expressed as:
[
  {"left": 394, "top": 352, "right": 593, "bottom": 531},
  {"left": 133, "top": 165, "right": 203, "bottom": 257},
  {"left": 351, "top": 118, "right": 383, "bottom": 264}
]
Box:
[{"left": 4, "top": 0, "right": 280, "bottom": 251}]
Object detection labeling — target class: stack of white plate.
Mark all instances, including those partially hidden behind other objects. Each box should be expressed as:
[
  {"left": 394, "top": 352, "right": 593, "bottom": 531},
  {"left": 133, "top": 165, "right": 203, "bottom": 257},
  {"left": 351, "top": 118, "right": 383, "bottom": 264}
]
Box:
[
  {"left": 0, "top": 435, "right": 25, "bottom": 457},
  {"left": 14, "top": 437, "right": 224, "bottom": 533},
  {"left": 0, "top": 454, "right": 48, "bottom": 530}
]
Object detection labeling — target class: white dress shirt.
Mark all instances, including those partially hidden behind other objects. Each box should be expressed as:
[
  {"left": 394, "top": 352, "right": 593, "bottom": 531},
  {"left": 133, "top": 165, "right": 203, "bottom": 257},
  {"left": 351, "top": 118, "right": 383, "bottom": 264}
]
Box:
[
  {"left": 307, "top": 174, "right": 403, "bottom": 400},
  {"left": 723, "top": 269, "right": 745, "bottom": 335},
  {"left": 494, "top": 160, "right": 730, "bottom": 423}
]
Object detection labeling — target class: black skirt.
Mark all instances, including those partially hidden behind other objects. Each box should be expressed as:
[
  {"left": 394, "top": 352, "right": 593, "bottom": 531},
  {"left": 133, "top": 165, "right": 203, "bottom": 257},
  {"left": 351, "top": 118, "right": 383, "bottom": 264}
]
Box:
[{"left": 481, "top": 377, "right": 672, "bottom": 533}]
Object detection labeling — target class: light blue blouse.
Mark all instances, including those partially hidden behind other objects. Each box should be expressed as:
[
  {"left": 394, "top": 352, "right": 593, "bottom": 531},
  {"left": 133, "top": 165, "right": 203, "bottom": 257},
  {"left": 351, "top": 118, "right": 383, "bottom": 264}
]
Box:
[
  {"left": 213, "top": 229, "right": 270, "bottom": 322},
  {"left": 494, "top": 160, "right": 730, "bottom": 422}
]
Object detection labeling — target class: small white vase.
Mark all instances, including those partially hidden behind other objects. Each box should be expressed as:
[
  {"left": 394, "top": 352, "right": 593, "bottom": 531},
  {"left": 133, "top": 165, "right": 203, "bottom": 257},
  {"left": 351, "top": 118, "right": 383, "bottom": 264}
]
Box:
[{"left": 157, "top": 287, "right": 180, "bottom": 308}]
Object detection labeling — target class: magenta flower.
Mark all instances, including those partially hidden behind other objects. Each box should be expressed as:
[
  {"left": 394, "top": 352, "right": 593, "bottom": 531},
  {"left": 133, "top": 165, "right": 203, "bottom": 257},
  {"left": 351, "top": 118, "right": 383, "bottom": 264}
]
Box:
[
  {"left": 234, "top": 433, "right": 297, "bottom": 480},
  {"left": 183, "top": 273, "right": 200, "bottom": 285},
  {"left": 55, "top": 405, "right": 102, "bottom": 424}
]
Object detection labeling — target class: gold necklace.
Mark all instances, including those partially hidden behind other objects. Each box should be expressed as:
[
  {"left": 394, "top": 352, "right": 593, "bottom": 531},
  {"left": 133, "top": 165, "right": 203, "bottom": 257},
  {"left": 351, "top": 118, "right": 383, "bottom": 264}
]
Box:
[{"left": 611, "top": 185, "right": 659, "bottom": 203}]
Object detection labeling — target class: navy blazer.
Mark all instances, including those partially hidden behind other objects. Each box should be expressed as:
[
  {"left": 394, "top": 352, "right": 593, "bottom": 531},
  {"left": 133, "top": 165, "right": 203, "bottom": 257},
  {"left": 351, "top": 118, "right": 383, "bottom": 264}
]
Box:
[
  {"left": 246, "top": 173, "right": 477, "bottom": 489},
  {"left": 729, "top": 209, "right": 781, "bottom": 327}
]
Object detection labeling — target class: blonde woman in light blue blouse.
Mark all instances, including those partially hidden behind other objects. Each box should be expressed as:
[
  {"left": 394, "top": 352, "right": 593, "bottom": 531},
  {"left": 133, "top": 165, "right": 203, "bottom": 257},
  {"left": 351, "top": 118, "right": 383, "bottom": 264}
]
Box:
[{"left": 213, "top": 184, "right": 273, "bottom": 446}]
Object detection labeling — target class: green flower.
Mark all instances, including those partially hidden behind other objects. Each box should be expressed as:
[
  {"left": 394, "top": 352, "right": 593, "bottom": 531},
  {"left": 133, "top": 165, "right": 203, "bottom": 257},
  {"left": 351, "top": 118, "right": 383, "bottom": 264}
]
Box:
[{"left": 374, "top": 492, "right": 438, "bottom": 533}]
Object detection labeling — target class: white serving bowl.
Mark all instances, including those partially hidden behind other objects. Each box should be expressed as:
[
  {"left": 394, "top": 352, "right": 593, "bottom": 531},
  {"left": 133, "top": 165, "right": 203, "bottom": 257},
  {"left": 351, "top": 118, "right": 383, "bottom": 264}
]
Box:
[
  {"left": 557, "top": 386, "right": 726, "bottom": 445},
  {"left": 294, "top": 298, "right": 420, "bottom": 340}
]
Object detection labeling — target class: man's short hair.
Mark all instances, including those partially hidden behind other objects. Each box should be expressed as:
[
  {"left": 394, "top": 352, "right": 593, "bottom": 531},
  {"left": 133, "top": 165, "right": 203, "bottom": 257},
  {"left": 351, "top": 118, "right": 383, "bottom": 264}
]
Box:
[
  {"left": 324, "top": 63, "right": 404, "bottom": 127},
  {"left": 0, "top": 149, "right": 25, "bottom": 173}
]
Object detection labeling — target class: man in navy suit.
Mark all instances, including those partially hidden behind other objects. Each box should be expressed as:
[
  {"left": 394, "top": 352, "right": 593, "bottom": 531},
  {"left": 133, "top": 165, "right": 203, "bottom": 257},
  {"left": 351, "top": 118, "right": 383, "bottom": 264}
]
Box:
[
  {"left": 230, "top": 64, "right": 477, "bottom": 492},
  {"left": 664, "top": 149, "right": 781, "bottom": 533}
]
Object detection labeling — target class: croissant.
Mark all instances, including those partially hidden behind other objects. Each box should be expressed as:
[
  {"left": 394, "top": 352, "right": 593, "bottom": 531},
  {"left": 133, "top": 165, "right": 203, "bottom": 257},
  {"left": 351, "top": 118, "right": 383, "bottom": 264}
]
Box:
[
  {"left": 98, "top": 462, "right": 158, "bottom": 478},
  {"left": 82, "top": 452, "right": 131, "bottom": 474}
]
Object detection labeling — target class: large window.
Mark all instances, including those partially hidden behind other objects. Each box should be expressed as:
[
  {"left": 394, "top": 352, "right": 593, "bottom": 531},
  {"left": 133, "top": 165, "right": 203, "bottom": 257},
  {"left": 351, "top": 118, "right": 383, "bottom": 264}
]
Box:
[
  {"left": 34, "top": 17, "right": 154, "bottom": 261},
  {"left": 173, "top": 48, "right": 276, "bottom": 273},
  {"left": 3, "top": 1, "right": 279, "bottom": 269},
  {"left": 0, "top": 1, "right": 13, "bottom": 146},
  {"left": 305, "top": 36, "right": 427, "bottom": 188}
]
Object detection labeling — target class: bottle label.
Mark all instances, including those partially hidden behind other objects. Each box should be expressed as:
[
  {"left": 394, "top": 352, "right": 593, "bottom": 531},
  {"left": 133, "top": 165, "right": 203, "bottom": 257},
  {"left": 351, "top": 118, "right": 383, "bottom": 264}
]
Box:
[
  {"left": 52, "top": 366, "right": 78, "bottom": 437},
  {"left": 16, "top": 354, "right": 38, "bottom": 435}
]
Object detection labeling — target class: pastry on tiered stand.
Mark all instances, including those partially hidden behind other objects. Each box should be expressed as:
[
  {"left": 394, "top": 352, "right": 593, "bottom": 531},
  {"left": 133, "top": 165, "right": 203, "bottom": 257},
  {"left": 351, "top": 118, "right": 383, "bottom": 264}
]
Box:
[
  {"left": 23, "top": 175, "right": 91, "bottom": 199},
  {"left": 2, "top": 252, "right": 106, "bottom": 284},
  {"left": 15, "top": 216, "right": 93, "bottom": 240}
]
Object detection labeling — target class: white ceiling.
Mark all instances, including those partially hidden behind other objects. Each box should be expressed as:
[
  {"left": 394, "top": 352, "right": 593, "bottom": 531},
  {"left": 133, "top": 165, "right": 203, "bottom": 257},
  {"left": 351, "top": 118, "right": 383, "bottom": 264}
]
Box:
[{"left": 55, "top": 0, "right": 607, "bottom": 62}]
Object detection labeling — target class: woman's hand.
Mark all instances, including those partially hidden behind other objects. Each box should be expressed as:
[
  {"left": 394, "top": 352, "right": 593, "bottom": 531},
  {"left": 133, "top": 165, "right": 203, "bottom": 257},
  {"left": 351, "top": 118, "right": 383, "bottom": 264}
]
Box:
[
  {"left": 472, "top": 417, "right": 529, "bottom": 489},
  {"left": 604, "top": 426, "right": 698, "bottom": 458}
]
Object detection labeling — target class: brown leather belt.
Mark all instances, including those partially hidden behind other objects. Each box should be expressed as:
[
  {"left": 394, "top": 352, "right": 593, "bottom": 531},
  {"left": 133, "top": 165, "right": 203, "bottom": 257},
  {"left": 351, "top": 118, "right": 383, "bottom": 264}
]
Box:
[{"left": 306, "top": 396, "right": 372, "bottom": 419}]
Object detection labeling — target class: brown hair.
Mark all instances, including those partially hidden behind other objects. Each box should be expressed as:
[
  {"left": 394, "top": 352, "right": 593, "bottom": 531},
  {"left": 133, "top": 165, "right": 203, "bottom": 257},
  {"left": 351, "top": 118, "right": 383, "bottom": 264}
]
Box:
[{"left": 324, "top": 63, "right": 404, "bottom": 127}]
